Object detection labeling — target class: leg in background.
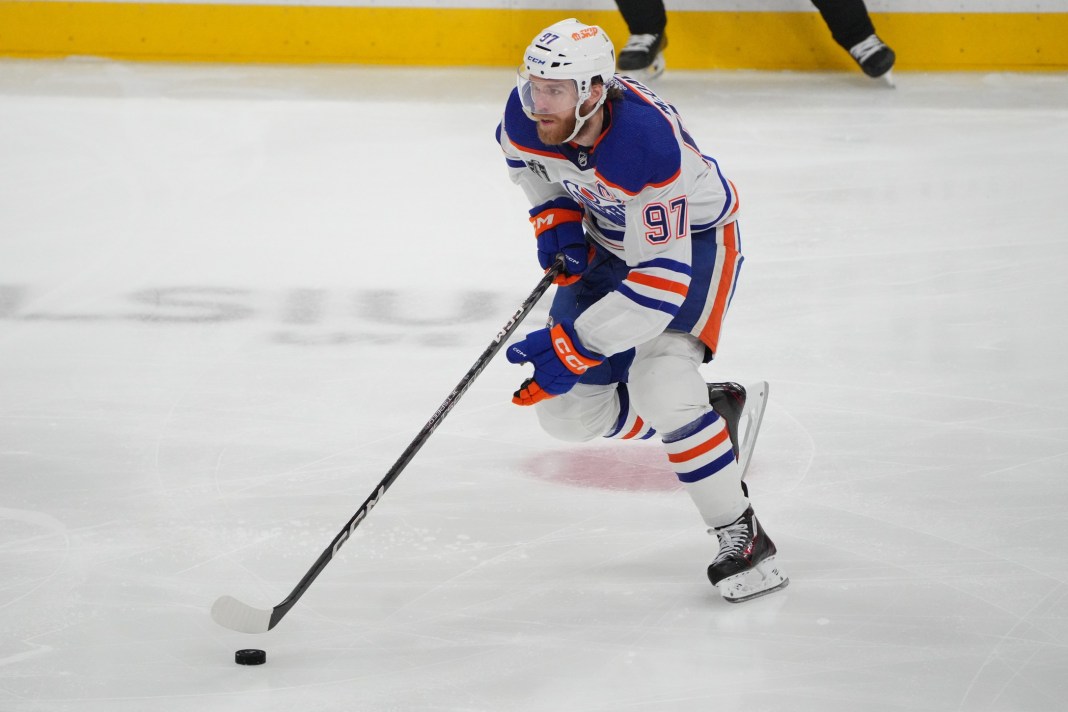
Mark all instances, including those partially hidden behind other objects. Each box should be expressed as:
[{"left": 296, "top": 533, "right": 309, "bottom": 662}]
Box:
[
  {"left": 810, "top": 0, "right": 896, "bottom": 80},
  {"left": 613, "top": 0, "right": 668, "bottom": 77}
]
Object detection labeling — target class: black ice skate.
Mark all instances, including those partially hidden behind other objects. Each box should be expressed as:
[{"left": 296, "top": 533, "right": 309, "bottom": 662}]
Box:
[
  {"left": 849, "top": 34, "right": 896, "bottom": 86},
  {"left": 707, "top": 381, "right": 769, "bottom": 479},
  {"left": 707, "top": 506, "right": 789, "bottom": 603},
  {"left": 617, "top": 33, "right": 667, "bottom": 80}
]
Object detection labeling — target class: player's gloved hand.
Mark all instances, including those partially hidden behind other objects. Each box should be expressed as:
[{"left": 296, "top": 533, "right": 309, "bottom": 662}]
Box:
[
  {"left": 529, "top": 197, "right": 589, "bottom": 286},
  {"left": 506, "top": 320, "right": 603, "bottom": 406}
]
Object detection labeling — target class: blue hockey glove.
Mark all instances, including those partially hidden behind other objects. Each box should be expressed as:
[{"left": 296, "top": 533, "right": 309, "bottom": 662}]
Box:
[
  {"left": 506, "top": 320, "right": 603, "bottom": 406},
  {"left": 529, "top": 197, "right": 589, "bottom": 286}
]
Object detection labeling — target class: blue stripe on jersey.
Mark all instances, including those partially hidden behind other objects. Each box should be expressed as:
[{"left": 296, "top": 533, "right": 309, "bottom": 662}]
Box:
[
  {"left": 506, "top": 158, "right": 525, "bottom": 168},
  {"left": 726, "top": 253, "right": 745, "bottom": 313},
  {"left": 679, "top": 125, "right": 701, "bottom": 155},
  {"left": 636, "top": 257, "right": 692, "bottom": 277},
  {"left": 676, "top": 449, "right": 737, "bottom": 483},
  {"left": 617, "top": 283, "right": 683, "bottom": 316},
  {"left": 705, "top": 155, "right": 735, "bottom": 226}
]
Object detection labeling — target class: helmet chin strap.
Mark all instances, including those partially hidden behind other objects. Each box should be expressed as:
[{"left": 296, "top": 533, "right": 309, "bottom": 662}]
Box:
[{"left": 563, "top": 92, "right": 607, "bottom": 144}]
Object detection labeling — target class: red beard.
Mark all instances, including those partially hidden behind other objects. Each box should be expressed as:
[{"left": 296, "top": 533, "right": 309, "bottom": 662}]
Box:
[{"left": 535, "top": 113, "right": 578, "bottom": 145}]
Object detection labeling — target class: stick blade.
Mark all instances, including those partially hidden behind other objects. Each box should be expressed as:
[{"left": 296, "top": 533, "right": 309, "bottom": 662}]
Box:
[{"left": 211, "top": 595, "right": 273, "bottom": 634}]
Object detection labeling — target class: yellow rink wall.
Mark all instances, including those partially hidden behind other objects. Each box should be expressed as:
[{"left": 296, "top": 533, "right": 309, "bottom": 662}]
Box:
[{"left": 1, "top": 2, "right": 1066, "bottom": 71}]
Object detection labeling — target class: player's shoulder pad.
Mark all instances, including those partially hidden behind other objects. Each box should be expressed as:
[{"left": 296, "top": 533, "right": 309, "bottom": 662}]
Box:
[{"left": 595, "top": 86, "right": 682, "bottom": 196}]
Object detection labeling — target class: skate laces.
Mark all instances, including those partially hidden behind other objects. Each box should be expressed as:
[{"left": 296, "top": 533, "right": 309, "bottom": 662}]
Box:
[
  {"left": 849, "top": 35, "right": 887, "bottom": 64},
  {"left": 622, "top": 34, "right": 660, "bottom": 53},
  {"left": 710, "top": 521, "right": 751, "bottom": 565}
]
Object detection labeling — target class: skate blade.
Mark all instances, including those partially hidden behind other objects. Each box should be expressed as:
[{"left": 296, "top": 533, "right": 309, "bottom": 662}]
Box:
[
  {"left": 718, "top": 556, "right": 789, "bottom": 603},
  {"left": 737, "top": 381, "right": 769, "bottom": 480},
  {"left": 879, "top": 69, "right": 896, "bottom": 88}
]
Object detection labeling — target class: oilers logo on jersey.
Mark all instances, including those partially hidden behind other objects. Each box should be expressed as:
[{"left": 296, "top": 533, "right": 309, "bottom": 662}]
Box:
[{"left": 562, "top": 180, "right": 626, "bottom": 227}]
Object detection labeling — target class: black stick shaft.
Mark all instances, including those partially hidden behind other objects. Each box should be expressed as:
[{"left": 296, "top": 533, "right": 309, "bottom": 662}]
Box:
[{"left": 265, "top": 260, "right": 562, "bottom": 629}]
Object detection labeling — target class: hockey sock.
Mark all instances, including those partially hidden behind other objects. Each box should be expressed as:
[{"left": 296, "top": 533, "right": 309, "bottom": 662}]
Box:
[
  {"left": 604, "top": 383, "right": 656, "bottom": 440},
  {"left": 662, "top": 409, "right": 749, "bottom": 527}
]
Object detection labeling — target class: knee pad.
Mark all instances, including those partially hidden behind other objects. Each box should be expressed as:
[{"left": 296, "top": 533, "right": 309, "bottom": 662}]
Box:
[
  {"left": 533, "top": 383, "right": 619, "bottom": 443},
  {"left": 627, "top": 332, "right": 711, "bottom": 433}
]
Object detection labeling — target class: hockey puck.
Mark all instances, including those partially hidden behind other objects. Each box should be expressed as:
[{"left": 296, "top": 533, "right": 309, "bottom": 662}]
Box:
[{"left": 235, "top": 649, "right": 266, "bottom": 665}]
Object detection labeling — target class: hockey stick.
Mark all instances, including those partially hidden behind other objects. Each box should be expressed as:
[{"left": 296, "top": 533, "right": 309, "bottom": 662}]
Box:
[{"left": 211, "top": 259, "right": 564, "bottom": 634}]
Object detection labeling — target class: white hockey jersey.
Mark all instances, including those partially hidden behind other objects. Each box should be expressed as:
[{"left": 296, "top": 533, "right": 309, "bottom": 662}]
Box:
[{"left": 496, "top": 76, "right": 740, "bottom": 357}]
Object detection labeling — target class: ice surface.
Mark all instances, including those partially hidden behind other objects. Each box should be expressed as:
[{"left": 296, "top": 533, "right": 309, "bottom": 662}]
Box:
[{"left": 2, "top": 60, "right": 1067, "bottom": 711}]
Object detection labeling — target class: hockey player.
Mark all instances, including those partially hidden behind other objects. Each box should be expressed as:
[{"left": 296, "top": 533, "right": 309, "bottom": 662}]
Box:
[
  {"left": 497, "top": 18, "right": 788, "bottom": 603},
  {"left": 613, "top": 0, "right": 895, "bottom": 83}
]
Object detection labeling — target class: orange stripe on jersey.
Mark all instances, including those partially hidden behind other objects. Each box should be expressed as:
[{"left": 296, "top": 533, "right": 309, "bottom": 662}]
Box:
[
  {"left": 626, "top": 272, "right": 689, "bottom": 297},
  {"left": 728, "top": 180, "right": 741, "bottom": 216},
  {"left": 622, "top": 416, "right": 646, "bottom": 440},
  {"left": 509, "top": 138, "right": 567, "bottom": 160},
  {"left": 666, "top": 425, "right": 730, "bottom": 463},
  {"left": 594, "top": 166, "right": 681, "bottom": 197},
  {"left": 699, "top": 222, "right": 740, "bottom": 354}
]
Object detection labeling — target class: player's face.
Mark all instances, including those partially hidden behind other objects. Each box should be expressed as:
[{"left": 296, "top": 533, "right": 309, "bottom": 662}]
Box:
[
  {"left": 519, "top": 76, "right": 581, "bottom": 145},
  {"left": 534, "top": 110, "right": 579, "bottom": 145},
  {"left": 525, "top": 77, "right": 580, "bottom": 116}
]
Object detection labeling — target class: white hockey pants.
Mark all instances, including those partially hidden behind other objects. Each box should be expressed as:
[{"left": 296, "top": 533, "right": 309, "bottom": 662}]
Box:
[{"left": 533, "top": 331, "right": 749, "bottom": 527}]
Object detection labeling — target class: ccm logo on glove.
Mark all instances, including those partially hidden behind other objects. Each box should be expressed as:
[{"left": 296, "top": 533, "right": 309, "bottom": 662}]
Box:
[
  {"left": 506, "top": 321, "right": 603, "bottom": 406},
  {"left": 553, "top": 333, "right": 594, "bottom": 373}
]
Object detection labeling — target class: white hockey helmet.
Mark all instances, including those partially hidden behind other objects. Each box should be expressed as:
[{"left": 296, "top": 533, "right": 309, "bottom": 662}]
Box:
[
  {"left": 518, "top": 19, "right": 616, "bottom": 139},
  {"left": 522, "top": 18, "right": 616, "bottom": 100}
]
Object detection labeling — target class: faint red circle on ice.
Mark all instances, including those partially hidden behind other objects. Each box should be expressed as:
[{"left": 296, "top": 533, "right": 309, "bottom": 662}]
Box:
[{"left": 523, "top": 444, "right": 681, "bottom": 492}]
